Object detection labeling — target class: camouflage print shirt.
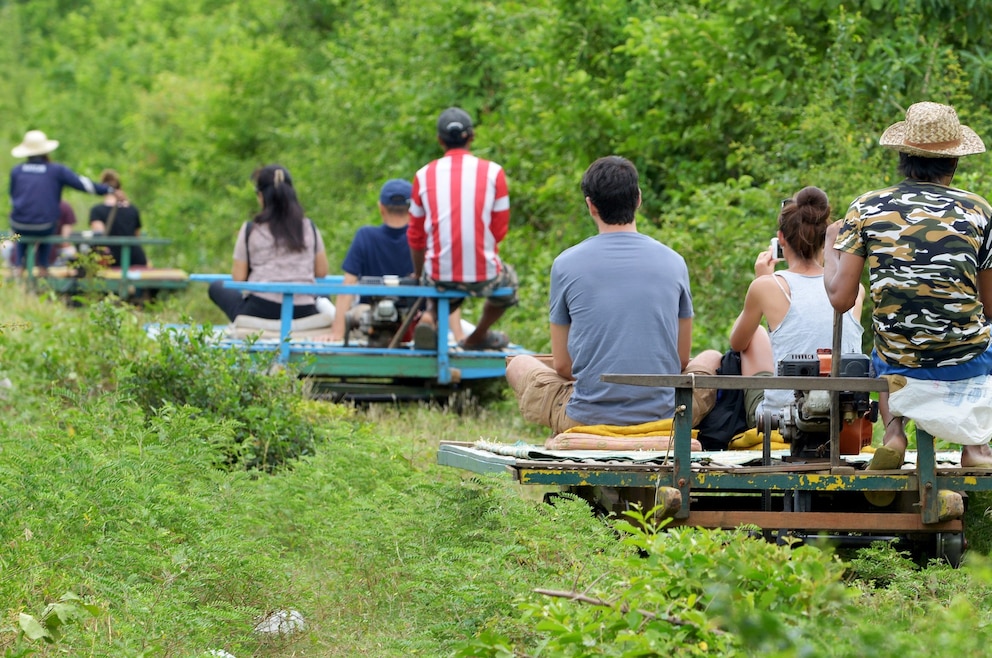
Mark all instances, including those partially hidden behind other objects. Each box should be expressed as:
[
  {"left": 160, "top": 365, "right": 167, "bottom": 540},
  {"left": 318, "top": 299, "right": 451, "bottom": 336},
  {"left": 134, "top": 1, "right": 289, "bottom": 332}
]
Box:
[{"left": 835, "top": 179, "right": 992, "bottom": 368}]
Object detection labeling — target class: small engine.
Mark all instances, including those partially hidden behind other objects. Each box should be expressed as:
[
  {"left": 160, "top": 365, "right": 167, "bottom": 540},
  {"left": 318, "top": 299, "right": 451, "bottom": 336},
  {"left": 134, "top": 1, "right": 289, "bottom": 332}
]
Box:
[
  {"left": 345, "top": 276, "right": 417, "bottom": 347},
  {"left": 775, "top": 350, "right": 877, "bottom": 459},
  {"left": 355, "top": 298, "right": 402, "bottom": 347}
]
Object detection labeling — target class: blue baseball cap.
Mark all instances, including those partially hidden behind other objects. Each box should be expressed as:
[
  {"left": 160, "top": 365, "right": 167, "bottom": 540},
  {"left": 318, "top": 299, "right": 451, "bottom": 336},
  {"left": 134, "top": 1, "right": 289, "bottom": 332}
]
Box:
[{"left": 379, "top": 178, "right": 413, "bottom": 206}]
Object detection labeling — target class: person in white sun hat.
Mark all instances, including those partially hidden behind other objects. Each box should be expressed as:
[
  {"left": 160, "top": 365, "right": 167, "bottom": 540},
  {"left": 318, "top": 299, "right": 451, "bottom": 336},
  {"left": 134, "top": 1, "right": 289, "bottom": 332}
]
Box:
[
  {"left": 825, "top": 101, "right": 992, "bottom": 472},
  {"left": 8, "top": 129, "right": 122, "bottom": 276}
]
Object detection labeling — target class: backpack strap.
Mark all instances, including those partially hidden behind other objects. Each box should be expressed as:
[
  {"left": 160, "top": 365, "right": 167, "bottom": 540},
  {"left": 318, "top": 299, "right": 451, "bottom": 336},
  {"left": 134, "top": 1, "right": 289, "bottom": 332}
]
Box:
[
  {"left": 243, "top": 221, "right": 254, "bottom": 275},
  {"left": 104, "top": 204, "right": 120, "bottom": 235}
]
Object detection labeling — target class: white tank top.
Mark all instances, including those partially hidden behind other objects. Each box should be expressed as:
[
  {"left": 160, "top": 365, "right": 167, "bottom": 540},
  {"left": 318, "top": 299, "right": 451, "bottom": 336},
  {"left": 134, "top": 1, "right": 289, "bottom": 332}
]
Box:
[{"left": 764, "top": 271, "right": 864, "bottom": 412}]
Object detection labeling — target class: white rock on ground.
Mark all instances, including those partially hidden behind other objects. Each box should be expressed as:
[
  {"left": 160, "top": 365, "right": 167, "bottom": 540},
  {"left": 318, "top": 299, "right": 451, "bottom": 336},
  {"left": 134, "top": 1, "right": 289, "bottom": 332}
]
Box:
[{"left": 253, "top": 609, "right": 305, "bottom": 635}]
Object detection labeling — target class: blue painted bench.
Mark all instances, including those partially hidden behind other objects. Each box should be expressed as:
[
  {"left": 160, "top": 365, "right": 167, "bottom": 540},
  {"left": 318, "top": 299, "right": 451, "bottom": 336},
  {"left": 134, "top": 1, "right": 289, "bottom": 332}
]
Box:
[{"left": 183, "top": 277, "right": 524, "bottom": 386}]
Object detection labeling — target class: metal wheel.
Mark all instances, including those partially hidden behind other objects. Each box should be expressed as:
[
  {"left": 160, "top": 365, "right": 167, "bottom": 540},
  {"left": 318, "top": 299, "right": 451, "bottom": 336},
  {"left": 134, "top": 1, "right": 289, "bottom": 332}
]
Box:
[{"left": 935, "top": 532, "right": 965, "bottom": 567}]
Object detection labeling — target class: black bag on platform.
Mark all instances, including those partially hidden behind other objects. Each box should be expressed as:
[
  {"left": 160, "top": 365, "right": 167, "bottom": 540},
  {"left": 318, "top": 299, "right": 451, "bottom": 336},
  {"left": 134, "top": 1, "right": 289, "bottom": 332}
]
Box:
[{"left": 694, "top": 349, "right": 749, "bottom": 451}]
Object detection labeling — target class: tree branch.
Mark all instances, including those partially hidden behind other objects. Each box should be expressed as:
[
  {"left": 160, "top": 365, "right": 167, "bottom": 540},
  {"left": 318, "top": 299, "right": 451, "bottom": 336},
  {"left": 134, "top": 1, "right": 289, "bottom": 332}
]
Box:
[{"left": 532, "top": 588, "right": 725, "bottom": 635}]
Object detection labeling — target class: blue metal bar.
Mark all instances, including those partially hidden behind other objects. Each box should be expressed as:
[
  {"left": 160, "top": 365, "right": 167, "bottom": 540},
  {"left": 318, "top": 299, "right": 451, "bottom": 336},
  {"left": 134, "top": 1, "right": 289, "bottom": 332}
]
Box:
[
  {"left": 25, "top": 246, "right": 36, "bottom": 278},
  {"left": 14, "top": 234, "right": 171, "bottom": 245},
  {"left": 217, "top": 280, "right": 513, "bottom": 364},
  {"left": 118, "top": 245, "right": 131, "bottom": 297},
  {"left": 190, "top": 274, "right": 345, "bottom": 283},
  {"left": 513, "top": 467, "right": 992, "bottom": 493},
  {"left": 222, "top": 280, "right": 512, "bottom": 299},
  {"left": 279, "top": 294, "right": 295, "bottom": 363},
  {"left": 436, "top": 297, "right": 452, "bottom": 384}
]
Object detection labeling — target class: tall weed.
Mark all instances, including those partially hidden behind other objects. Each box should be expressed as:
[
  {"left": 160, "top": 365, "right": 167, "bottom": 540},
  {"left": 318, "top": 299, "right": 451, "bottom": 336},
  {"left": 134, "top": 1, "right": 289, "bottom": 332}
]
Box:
[{"left": 121, "top": 322, "right": 317, "bottom": 471}]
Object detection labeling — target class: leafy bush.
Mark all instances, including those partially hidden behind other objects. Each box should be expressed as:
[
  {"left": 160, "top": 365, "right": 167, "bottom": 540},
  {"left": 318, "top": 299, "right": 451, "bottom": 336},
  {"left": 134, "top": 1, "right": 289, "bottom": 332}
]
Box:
[
  {"left": 121, "top": 322, "right": 316, "bottom": 470},
  {"left": 458, "top": 506, "right": 855, "bottom": 656},
  {"left": 5, "top": 592, "right": 101, "bottom": 654},
  {"left": 458, "top": 505, "right": 992, "bottom": 656},
  {"left": 0, "top": 295, "right": 154, "bottom": 408}
]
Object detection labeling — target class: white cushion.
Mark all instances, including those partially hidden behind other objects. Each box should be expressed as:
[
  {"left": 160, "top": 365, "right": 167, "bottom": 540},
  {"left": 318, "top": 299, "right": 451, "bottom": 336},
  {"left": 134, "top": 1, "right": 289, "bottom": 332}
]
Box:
[{"left": 227, "top": 312, "right": 333, "bottom": 340}]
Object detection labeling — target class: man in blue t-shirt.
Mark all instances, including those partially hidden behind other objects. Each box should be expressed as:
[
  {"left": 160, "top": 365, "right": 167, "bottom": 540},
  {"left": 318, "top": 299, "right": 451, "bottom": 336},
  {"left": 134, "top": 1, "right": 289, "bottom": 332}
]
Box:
[{"left": 507, "top": 156, "right": 702, "bottom": 432}]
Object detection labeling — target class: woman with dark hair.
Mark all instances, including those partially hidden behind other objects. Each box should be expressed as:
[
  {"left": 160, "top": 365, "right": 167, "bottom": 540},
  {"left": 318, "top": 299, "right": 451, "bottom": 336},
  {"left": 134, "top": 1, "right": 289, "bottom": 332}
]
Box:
[
  {"left": 730, "top": 186, "right": 865, "bottom": 416},
  {"left": 89, "top": 169, "right": 148, "bottom": 267},
  {"left": 208, "top": 164, "right": 329, "bottom": 321}
]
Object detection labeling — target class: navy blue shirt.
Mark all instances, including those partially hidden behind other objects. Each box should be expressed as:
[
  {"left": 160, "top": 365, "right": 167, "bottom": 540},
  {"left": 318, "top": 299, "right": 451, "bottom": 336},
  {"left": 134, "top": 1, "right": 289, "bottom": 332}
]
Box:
[
  {"left": 9, "top": 161, "right": 112, "bottom": 231},
  {"left": 341, "top": 224, "right": 414, "bottom": 303}
]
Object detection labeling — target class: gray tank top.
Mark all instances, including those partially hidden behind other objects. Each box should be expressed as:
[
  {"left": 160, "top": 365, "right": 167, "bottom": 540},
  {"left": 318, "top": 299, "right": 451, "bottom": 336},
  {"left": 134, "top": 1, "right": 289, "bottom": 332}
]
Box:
[{"left": 763, "top": 271, "right": 864, "bottom": 413}]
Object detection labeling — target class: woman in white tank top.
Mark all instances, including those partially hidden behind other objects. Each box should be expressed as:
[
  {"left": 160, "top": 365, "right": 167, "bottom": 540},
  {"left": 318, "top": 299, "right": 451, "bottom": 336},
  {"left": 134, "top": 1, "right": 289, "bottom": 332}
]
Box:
[{"left": 729, "top": 186, "right": 866, "bottom": 416}]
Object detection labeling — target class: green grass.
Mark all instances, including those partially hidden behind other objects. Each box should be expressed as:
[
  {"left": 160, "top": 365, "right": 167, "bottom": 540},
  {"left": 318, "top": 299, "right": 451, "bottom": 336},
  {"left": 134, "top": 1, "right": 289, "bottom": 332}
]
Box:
[{"left": 5, "top": 283, "right": 992, "bottom": 656}]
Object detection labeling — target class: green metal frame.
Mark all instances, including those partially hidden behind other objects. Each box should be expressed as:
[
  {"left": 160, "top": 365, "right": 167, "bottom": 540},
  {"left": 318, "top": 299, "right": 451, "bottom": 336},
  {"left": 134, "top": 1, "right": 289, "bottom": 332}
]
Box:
[
  {"left": 12, "top": 233, "right": 184, "bottom": 299},
  {"left": 437, "top": 373, "right": 992, "bottom": 536}
]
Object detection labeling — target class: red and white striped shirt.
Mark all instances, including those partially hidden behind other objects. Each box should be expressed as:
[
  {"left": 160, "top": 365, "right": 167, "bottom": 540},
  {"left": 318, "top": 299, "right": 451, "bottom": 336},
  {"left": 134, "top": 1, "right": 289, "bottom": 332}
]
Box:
[{"left": 408, "top": 148, "right": 510, "bottom": 283}]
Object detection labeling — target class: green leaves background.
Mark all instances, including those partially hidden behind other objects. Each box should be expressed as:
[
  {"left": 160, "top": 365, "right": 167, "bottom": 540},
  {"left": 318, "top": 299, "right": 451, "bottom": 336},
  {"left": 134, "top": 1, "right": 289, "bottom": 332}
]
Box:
[{"left": 5, "top": 0, "right": 992, "bottom": 346}]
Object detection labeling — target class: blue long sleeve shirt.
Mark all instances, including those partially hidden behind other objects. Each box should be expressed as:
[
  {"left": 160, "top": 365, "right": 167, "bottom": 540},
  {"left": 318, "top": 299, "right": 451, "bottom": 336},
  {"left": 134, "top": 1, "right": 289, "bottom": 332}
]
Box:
[{"left": 9, "top": 162, "right": 112, "bottom": 231}]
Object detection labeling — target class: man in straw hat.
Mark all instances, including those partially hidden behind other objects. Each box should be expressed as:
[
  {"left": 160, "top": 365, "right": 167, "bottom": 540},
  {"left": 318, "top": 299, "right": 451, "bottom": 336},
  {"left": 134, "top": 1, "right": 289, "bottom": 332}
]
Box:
[
  {"left": 825, "top": 101, "right": 992, "bottom": 471},
  {"left": 8, "top": 129, "right": 121, "bottom": 276}
]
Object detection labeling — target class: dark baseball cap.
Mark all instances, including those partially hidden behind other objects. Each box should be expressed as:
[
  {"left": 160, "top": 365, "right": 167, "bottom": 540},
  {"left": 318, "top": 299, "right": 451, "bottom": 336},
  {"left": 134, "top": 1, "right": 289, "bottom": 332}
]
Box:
[
  {"left": 437, "top": 107, "right": 473, "bottom": 140},
  {"left": 379, "top": 178, "right": 413, "bottom": 206}
]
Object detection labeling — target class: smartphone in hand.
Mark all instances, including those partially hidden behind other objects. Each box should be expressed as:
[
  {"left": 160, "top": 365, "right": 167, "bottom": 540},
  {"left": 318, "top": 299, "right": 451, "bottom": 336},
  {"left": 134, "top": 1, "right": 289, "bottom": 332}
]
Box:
[{"left": 770, "top": 237, "right": 784, "bottom": 259}]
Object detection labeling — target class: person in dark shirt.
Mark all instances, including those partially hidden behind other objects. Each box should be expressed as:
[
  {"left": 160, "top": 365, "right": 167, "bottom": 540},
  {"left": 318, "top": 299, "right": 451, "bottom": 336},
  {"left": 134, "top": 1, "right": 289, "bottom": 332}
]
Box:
[
  {"left": 89, "top": 169, "right": 148, "bottom": 267},
  {"left": 4, "top": 200, "right": 76, "bottom": 267},
  {"left": 8, "top": 130, "right": 120, "bottom": 276},
  {"left": 327, "top": 179, "right": 417, "bottom": 341}
]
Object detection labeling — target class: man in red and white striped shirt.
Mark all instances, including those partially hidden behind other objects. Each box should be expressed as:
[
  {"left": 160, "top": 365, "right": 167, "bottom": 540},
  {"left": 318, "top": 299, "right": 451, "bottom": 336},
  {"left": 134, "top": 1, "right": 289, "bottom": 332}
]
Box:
[{"left": 409, "top": 107, "right": 518, "bottom": 350}]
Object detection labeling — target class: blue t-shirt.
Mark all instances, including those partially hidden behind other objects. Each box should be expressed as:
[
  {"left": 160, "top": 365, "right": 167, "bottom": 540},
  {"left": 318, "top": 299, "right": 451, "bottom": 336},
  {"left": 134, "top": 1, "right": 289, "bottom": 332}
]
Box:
[
  {"left": 550, "top": 231, "right": 693, "bottom": 425},
  {"left": 341, "top": 224, "right": 414, "bottom": 302}
]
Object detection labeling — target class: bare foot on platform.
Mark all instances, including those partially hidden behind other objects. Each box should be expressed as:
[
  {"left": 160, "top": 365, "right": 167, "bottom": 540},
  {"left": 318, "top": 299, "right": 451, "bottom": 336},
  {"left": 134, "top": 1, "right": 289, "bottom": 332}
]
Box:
[{"left": 961, "top": 444, "right": 992, "bottom": 468}]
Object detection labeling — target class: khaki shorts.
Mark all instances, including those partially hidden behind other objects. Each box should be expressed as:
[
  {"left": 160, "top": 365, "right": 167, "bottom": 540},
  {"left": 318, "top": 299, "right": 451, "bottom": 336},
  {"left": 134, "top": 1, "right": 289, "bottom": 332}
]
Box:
[
  {"left": 517, "top": 360, "right": 752, "bottom": 434},
  {"left": 514, "top": 366, "right": 581, "bottom": 435},
  {"left": 683, "top": 360, "right": 718, "bottom": 426}
]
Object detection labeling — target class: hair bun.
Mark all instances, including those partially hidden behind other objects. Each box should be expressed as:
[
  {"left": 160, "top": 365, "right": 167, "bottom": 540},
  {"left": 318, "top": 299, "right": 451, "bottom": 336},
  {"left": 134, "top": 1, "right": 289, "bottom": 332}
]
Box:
[{"left": 794, "top": 185, "right": 828, "bottom": 208}]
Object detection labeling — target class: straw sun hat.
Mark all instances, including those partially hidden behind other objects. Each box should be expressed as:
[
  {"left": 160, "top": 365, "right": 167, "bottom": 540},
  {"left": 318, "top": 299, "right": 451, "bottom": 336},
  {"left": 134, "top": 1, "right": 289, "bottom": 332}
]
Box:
[
  {"left": 879, "top": 102, "right": 985, "bottom": 158},
  {"left": 11, "top": 130, "right": 60, "bottom": 158}
]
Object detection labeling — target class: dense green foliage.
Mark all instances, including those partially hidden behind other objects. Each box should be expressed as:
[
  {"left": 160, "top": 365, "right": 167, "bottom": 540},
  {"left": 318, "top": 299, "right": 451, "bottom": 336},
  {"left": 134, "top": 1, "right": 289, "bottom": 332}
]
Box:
[
  {"left": 7, "top": 0, "right": 992, "bottom": 349},
  {"left": 123, "top": 322, "right": 317, "bottom": 470},
  {"left": 0, "top": 287, "right": 622, "bottom": 656},
  {"left": 462, "top": 513, "right": 992, "bottom": 657}
]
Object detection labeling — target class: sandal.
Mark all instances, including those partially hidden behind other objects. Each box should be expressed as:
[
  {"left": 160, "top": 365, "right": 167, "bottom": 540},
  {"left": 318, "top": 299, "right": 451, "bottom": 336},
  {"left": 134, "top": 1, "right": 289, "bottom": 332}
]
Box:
[
  {"left": 458, "top": 330, "right": 510, "bottom": 351},
  {"left": 863, "top": 445, "right": 905, "bottom": 507}
]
